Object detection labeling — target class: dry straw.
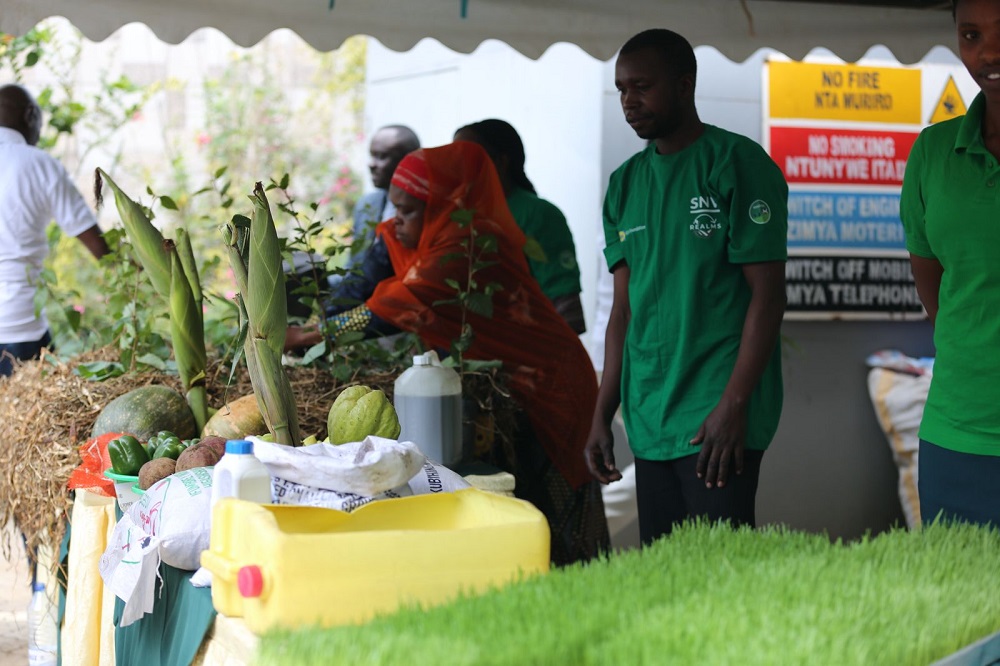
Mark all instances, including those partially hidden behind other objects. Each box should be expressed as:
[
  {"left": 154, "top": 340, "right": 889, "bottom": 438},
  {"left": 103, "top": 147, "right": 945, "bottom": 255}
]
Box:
[{"left": 0, "top": 345, "right": 516, "bottom": 572}]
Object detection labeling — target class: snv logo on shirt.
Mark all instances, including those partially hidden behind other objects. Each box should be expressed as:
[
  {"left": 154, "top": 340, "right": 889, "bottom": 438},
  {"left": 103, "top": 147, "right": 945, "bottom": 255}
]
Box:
[{"left": 689, "top": 195, "right": 721, "bottom": 238}]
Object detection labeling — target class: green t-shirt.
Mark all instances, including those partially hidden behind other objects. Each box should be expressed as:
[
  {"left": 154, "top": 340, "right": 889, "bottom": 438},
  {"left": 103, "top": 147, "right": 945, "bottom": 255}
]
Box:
[
  {"left": 603, "top": 125, "right": 788, "bottom": 461},
  {"left": 506, "top": 187, "right": 581, "bottom": 300},
  {"left": 900, "top": 93, "right": 1000, "bottom": 456}
]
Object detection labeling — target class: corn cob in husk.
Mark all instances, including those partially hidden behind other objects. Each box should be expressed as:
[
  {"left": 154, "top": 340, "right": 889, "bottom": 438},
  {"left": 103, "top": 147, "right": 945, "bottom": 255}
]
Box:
[
  {"left": 96, "top": 168, "right": 171, "bottom": 296},
  {"left": 221, "top": 184, "right": 301, "bottom": 446},
  {"left": 175, "top": 228, "right": 202, "bottom": 311},
  {"left": 95, "top": 169, "right": 209, "bottom": 431},
  {"left": 165, "top": 239, "right": 209, "bottom": 431}
]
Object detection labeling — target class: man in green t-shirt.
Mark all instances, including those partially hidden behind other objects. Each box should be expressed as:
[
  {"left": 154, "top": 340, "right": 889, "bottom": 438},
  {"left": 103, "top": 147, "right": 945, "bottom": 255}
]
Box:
[
  {"left": 585, "top": 29, "right": 788, "bottom": 545},
  {"left": 899, "top": 0, "right": 1000, "bottom": 528}
]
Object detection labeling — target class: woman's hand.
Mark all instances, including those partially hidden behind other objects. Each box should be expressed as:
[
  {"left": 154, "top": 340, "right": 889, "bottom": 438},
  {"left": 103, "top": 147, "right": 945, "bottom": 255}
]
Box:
[{"left": 284, "top": 324, "right": 324, "bottom": 353}]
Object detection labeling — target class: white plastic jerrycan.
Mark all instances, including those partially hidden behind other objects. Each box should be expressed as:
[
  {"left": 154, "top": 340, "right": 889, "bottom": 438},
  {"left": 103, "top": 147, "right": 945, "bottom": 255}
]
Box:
[{"left": 394, "top": 351, "right": 463, "bottom": 466}]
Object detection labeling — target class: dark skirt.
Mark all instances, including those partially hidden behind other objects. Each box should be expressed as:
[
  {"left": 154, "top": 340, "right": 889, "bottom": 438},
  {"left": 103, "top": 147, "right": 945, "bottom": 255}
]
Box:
[{"left": 484, "top": 411, "right": 610, "bottom": 566}]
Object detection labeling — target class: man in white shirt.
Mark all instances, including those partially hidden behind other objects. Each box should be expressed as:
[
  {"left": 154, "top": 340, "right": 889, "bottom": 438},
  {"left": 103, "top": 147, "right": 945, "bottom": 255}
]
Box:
[{"left": 0, "top": 84, "right": 109, "bottom": 376}]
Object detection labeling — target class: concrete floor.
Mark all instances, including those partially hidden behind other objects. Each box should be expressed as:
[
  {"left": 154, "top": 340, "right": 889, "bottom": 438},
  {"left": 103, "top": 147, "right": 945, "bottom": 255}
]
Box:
[{"left": 0, "top": 524, "right": 32, "bottom": 666}]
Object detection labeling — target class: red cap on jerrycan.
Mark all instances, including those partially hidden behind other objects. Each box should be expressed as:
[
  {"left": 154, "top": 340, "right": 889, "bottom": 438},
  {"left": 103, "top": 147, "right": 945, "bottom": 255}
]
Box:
[{"left": 238, "top": 565, "right": 264, "bottom": 598}]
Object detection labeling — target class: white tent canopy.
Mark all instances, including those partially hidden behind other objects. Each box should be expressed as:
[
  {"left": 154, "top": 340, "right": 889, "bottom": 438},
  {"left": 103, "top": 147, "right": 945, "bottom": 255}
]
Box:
[{"left": 4, "top": 0, "right": 955, "bottom": 62}]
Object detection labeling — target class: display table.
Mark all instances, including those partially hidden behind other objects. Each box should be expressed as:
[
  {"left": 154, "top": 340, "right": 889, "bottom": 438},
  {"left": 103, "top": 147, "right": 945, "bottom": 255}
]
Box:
[
  {"left": 60, "top": 490, "right": 117, "bottom": 666},
  {"left": 191, "top": 615, "right": 258, "bottom": 666},
  {"left": 62, "top": 490, "right": 247, "bottom": 666},
  {"left": 64, "top": 472, "right": 516, "bottom": 665}
]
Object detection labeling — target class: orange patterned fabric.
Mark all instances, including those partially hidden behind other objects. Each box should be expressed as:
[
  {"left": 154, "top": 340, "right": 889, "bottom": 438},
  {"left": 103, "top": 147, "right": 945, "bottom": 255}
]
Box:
[{"left": 368, "top": 141, "right": 597, "bottom": 488}]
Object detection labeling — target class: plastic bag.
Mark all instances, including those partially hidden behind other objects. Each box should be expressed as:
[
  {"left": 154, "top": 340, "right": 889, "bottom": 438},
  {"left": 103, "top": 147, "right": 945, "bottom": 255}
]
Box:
[
  {"left": 67, "top": 432, "right": 123, "bottom": 497},
  {"left": 99, "top": 514, "right": 160, "bottom": 627},
  {"left": 99, "top": 467, "right": 215, "bottom": 626},
  {"left": 251, "top": 435, "right": 425, "bottom": 497},
  {"left": 270, "top": 460, "right": 470, "bottom": 511},
  {"left": 867, "top": 367, "right": 930, "bottom": 529}
]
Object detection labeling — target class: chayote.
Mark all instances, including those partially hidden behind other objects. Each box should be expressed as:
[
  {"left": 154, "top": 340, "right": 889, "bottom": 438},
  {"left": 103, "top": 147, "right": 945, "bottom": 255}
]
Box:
[{"left": 327, "top": 385, "right": 401, "bottom": 445}]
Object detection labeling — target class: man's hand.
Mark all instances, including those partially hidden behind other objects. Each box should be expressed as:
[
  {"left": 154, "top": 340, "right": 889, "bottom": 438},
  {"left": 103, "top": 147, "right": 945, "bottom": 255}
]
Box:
[
  {"left": 690, "top": 261, "right": 784, "bottom": 489},
  {"left": 584, "top": 422, "right": 623, "bottom": 484},
  {"left": 690, "top": 397, "right": 748, "bottom": 488}
]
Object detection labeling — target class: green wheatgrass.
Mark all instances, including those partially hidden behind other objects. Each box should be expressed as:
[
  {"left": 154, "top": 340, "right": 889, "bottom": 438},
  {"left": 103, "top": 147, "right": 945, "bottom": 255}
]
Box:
[{"left": 255, "top": 521, "right": 1000, "bottom": 666}]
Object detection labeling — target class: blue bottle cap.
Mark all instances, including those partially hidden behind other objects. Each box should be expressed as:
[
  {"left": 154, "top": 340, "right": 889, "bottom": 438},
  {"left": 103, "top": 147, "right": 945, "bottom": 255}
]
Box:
[
  {"left": 33, "top": 581, "right": 45, "bottom": 593},
  {"left": 225, "top": 439, "right": 253, "bottom": 455}
]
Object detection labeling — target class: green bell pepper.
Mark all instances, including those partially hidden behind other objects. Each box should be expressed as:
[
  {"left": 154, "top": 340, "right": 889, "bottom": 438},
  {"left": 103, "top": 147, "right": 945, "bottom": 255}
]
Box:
[
  {"left": 152, "top": 435, "right": 187, "bottom": 460},
  {"left": 108, "top": 435, "right": 150, "bottom": 476},
  {"left": 146, "top": 430, "right": 177, "bottom": 454}
]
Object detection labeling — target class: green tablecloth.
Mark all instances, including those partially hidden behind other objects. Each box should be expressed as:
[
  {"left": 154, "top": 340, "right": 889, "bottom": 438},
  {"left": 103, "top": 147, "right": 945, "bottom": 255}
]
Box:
[
  {"left": 112, "top": 564, "right": 216, "bottom": 666},
  {"left": 107, "top": 502, "right": 217, "bottom": 666}
]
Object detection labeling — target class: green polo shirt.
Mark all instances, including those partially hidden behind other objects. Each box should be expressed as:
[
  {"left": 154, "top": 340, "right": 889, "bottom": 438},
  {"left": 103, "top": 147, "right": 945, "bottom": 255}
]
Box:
[
  {"left": 603, "top": 125, "right": 788, "bottom": 461},
  {"left": 506, "top": 187, "right": 581, "bottom": 300},
  {"left": 900, "top": 93, "right": 1000, "bottom": 456}
]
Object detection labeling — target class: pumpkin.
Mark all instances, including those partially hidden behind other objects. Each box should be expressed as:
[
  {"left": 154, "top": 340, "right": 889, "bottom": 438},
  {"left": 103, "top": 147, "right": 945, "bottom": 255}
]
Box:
[
  {"left": 201, "top": 394, "right": 268, "bottom": 440},
  {"left": 327, "top": 385, "right": 400, "bottom": 445},
  {"left": 91, "top": 385, "right": 197, "bottom": 442}
]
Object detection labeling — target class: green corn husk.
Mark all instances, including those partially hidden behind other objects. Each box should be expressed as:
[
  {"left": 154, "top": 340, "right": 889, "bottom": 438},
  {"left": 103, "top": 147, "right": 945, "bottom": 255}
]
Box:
[
  {"left": 221, "top": 214, "right": 251, "bottom": 294},
  {"left": 95, "top": 168, "right": 171, "bottom": 297},
  {"left": 220, "top": 216, "right": 251, "bottom": 391},
  {"left": 96, "top": 168, "right": 209, "bottom": 431},
  {"left": 247, "top": 183, "right": 288, "bottom": 352},
  {"left": 221, "top": 185, "right": 301, "bottom": 446},
  {"left": 165, "top": 239, "right": 209, "bottom": 432},
  {"left": 175, "top": 228, "right": 203, "bottom": 310}
]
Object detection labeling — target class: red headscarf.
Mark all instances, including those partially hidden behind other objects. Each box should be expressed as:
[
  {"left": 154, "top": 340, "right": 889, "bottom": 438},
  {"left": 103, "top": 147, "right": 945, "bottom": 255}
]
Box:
[
  {"left": 369, "top": 141, "right": 596, "bottom": 488},
  {"left": 391, "top": 151, "right": 430, "bottom": 201}
]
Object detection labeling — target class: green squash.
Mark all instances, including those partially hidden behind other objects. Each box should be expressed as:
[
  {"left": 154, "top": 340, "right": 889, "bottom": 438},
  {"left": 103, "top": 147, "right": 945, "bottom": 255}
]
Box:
[
  {"left": 92, "top": 385, "right": 197, "bottom": 442},
  {"left": 327, "top": 385, "right": 400, "bottom": 445}
]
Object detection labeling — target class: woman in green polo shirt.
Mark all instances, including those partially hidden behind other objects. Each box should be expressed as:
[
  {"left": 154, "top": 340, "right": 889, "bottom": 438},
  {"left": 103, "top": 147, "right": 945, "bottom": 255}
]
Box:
[
  {"left": 454, "top": 119, "right": 586, "bottom": 334},
  {"left": 900, "top": 0, "right": 1000, "bottom": 527}
]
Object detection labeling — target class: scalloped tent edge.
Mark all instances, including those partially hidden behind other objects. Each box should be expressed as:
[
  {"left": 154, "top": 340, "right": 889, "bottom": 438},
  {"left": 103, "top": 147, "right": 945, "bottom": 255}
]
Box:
[{"left": 1, "top": 0, "right": 956, "bottom": 64}]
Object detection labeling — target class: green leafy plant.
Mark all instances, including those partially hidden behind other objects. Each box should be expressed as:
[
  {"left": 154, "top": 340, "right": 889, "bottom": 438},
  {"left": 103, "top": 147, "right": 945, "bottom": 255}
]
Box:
[
  {"left": 434, "top": 209, "right": 504, "bottom": 375},
  {"left": 5, "top": 23, "right": 367, "bottom": 372},
  {"left": 1, "top": 24, "right": 154, "bottom": 165}
]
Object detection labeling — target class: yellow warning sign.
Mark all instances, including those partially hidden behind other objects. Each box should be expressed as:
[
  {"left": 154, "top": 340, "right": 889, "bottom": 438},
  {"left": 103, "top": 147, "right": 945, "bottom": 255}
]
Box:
[
  {"left": 929, "top": 76, "right": 967, "bottom": 124},
  {"left": 768, "top": 61, "right": 922, "bottom": 124}
]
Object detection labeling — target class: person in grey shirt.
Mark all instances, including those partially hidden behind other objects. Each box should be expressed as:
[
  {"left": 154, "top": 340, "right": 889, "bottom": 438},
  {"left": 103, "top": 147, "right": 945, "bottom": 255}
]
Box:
[{"left": 348, "top": 125, "right": 420, "bottom": 269}]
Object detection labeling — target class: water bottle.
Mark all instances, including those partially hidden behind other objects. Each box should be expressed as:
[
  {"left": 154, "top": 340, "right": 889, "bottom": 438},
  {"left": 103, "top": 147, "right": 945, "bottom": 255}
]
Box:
[
  {"left": 394, "top": 351, "right": 463, "bottom": 466},
  {"left": 28, "top": 582, "right": 58, "bottom": 666},
  {"left": 211, "top": 440, "right": 272, "bottom": 506}
]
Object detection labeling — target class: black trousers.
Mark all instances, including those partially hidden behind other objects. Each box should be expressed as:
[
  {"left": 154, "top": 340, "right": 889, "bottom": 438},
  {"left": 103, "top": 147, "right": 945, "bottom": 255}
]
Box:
[
  {"left": 919, "top": 439, "right": 1000, "bottom": 528},
  {"left": 634, "top": 449, "right": 764, "bottom": 545},
  {"left": 0, "top": 330, "right": 52, "bottom": 377}
]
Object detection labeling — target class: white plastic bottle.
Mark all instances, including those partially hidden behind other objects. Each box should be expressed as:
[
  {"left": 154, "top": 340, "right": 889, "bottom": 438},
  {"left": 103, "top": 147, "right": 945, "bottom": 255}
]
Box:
[
  {"left": 394, "top": 350, "right": 463, "bottom": 466},
  {"left": 211, "top": 439, "right": 272, "bottom": 505},
  {"left": 28, "top": 581, "right": 58, "bottom": 666}
]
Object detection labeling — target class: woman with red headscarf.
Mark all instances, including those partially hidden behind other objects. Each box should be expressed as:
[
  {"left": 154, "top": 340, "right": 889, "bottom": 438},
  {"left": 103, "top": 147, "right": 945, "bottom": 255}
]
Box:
[{"left": 287, "top": 141, "right": 608, "bottom": 564}]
